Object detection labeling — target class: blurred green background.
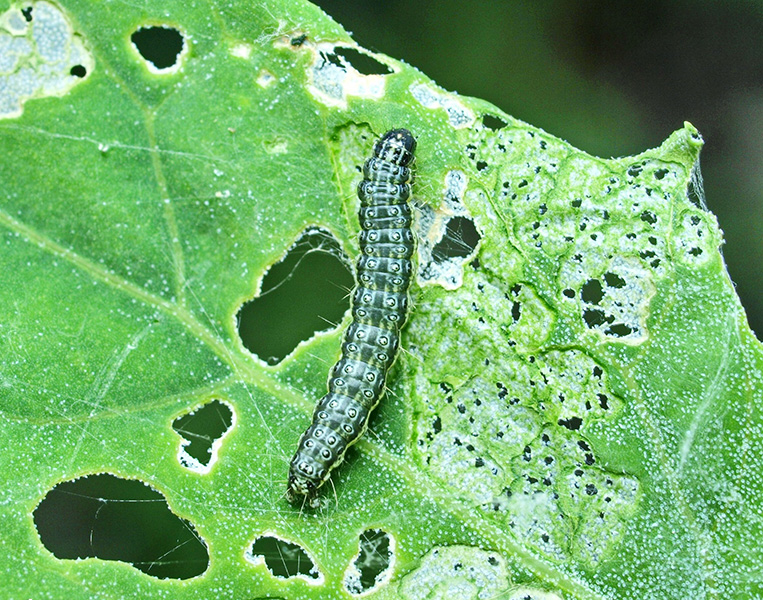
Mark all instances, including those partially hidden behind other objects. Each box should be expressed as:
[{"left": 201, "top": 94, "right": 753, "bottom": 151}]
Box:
[{"left": 314, "top": 0, "right": 763, "bottom": 339}]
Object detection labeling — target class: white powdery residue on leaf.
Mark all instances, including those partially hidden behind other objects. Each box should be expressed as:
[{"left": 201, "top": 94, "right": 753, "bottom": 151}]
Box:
[
  {"left": 413, "top": 269, "right": 555, "bottom": 362},
  {"left": 406, "top": 268, "right": 641, "bottom": 566},
  {"left": 396, "top": 546, "right": 512, "bottom": 600},
  {"left": 230, "top": 42, "right": 252, "bottom": 59},
  {"left": 409, "top": 274, "right": 515, "bottom": 374},
  {"left": 560, "top": 253, "right": 657, "bottom": 344},
  {"left": 297, "top": 41, "right": 390, "bottom": 108},
  {"left": 416, "top": 171, "right": 480, "bottom": 290},
  {"left": 0, "top": 33, "right": 32, "bottom": 72},
  {"left": 502, "top": 486, "right": 571, "bottom": 561},
  {"left": 565, "top": 473, "right": 641, "bottom": 566},
  {"left": 1, "top": 7, "right": 28, "bottom": 34},
  {"left": 424, "top": 427, "right": 506, "bottom": 505},
  {"left": 444, "top": 169, "right": 468, "bottom": 202},
  {"left": 506, "top": 588, "right": 563, "bottom": 600},
  {"left": 672, "top": 209, "right": 720, "bottom": 266},
  {"left": 568, "top": 158, "right": 607, "bottom": 186},
  {"left": 409, "top": 82, "right": 475, "bottom": 129},
  {"left": 494, "top": 127, "right": 698, "bottom": 346},
  {"left": 534, "top": 350, "right": 622, "bottom": 425},
  {"left": 31, "top": 1, "right": 68, "bottom": 63},
  {"left": 0, "top": 1, "right": 93, "bottom": 118},
  {"left": 502, "top": 424, "right": 642, "bottom": 567}
]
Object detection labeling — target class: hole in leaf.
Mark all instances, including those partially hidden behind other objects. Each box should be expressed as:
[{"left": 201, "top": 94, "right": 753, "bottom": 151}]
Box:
[
  {"left": 33, "top": 474, "right": 208, "bottom": 580},
  {"left": 290, "top": 32, "right": 308, "bottom": 46},
  {"left": 603, "top": 272, "right": 626, "bottom": 288},
  {"left": 131, "top": 25, "right": 184, "bottom": 70},
  {"left": 511, "top": 300, "right": 521, "bottom": 322},
  {"left": 640, "top": 210, "right": 657, "bottom": 225},
  {"left": 344, "top": 529, "right": 394, "bottom": 595},
  {"left": 583, "top": 308, "right": 608, "bottom": 327},
  {"left": 606, "top": 323, "right": 634, "bottom": 337},
  {"left": 432, "top": 216, "right": 481, "bottom": 261},
  {"left": 21, "top": 5, "right": 32, "bottom": 21},
  {"left": 481, "top": 114, "right": 507, "bottom": 130},
  {"left": 558, "top": 416, "right": 583, "bottom": 430},
  {"left": 320, "top": 50, "right": 343, "bottom": 69},
  {"left": 69, "top": 64, "right": 86, "bottom": 77},
  {"left": 237, "top": 227, "right": 353, "bottom": 365},
  {"left": 246, "top": 535, "right": 321, "bottom": 581},
  {"left": 432, "top": 415, "right": 442, "bottom": 434},
  {"left": 332, "top": 47, "right": 392, "bottom": 75},
  {"left": 173, "top": 399, "right": 234, "bottom": 472},
  {"left": 580, "top": 279, "right": 604, "bottom": 304}
]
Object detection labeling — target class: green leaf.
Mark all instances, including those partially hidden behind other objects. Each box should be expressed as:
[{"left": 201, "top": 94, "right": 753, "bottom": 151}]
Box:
[{"left": 1, "top": 0, "right": 761, "bottom": 599}]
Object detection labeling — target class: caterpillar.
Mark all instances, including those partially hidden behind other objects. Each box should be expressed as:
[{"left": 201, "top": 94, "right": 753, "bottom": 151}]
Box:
[{"left": 287, "top": 128, "right": 416, "bottom": 505}]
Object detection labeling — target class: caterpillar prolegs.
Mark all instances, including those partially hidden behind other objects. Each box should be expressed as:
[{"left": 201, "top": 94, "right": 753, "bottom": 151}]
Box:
[{"left": 287, "top": 129, "right": 416, "bottom": 504}]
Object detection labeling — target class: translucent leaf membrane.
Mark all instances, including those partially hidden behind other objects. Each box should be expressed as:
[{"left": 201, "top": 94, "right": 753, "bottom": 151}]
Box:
[{"left": 1, "top": 0, "right": 761, "bottom": 599}]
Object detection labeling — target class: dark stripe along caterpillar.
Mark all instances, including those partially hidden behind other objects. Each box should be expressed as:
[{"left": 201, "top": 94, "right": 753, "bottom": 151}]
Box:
[{"left": 287, "top": 129, "right": 416, "bottom": 504}]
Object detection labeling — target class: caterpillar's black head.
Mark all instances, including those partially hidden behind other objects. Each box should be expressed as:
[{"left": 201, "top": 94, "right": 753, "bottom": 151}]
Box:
[
  {"left": 286, "top": 471, "right": 315, "bottom": 499},
  {"left": 287, "top": 452, "right": 327, "bottom": 506},
  {"left": 374, "top": 129, "right": 416, "bottom": 167}
]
